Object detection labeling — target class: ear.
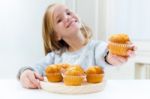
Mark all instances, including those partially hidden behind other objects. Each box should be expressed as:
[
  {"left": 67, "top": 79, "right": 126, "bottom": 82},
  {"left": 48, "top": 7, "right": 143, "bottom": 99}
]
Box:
[
  {"left": 57, "top": 36, "right": 62, "bottom": 41},
  {"left": 55, "top": 33, "right": 62, "bottom": 41}
]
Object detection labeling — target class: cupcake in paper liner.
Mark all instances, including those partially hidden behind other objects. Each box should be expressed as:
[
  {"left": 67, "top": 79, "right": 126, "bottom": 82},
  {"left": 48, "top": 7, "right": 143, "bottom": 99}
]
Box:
[
  {"left": 63, "top": 65, "right": 86, "bottom": 86},
  {"left": 86, "top": 74, "right": 104, "bottom": 83},
  {"left": 63, "top": 75, "right": 86, "bottom": 86},
  {"left": 45, "top": 65, "right": 63, "bottom": 82},
  {"left": 46, "top": 72, "right": 63, "bottom": 82},
  {"left": 86, "top": 66, "right": 104, "bottom": 83},
  {"left": 55, "top": 63, "right": 71, "bottom": 73},
  {"left": 108, "top": 33, "right": 132, "bottom": 56}
]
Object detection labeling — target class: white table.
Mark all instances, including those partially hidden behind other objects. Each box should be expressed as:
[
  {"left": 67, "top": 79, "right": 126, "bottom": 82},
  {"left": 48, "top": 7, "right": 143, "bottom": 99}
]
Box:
[{"left": 0, "top": 79, "right": 150, "bottom": 99}]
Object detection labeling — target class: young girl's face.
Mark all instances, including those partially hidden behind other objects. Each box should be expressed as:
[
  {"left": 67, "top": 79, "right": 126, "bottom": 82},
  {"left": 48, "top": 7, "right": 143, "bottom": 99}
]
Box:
[{"left": 52, "top": 4, "right": 81, "bottom": 40}]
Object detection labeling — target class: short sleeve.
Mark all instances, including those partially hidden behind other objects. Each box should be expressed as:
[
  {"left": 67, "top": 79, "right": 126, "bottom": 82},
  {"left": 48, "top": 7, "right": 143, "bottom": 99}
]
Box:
[
  {"left": 31, "top": 52, "right": 55, "bottom": 76},
  {"left": 94, "top": 41, "right": 109, "bottom": 68}
]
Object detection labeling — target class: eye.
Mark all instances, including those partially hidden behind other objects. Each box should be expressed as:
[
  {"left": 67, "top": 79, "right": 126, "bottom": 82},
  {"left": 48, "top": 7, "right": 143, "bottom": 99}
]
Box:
[
  {"left": 57, "top": 19, "right": 62, "bottom": 23},
  {"left": 66, "top": 11, "right": 71, "bottom": 15}
]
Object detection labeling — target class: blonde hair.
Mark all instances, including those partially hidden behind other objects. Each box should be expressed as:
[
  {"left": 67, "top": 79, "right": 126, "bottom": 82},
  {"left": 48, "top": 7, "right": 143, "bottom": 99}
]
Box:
[{"left": 42, "top": 3, "right": 92, "bottom": 55}]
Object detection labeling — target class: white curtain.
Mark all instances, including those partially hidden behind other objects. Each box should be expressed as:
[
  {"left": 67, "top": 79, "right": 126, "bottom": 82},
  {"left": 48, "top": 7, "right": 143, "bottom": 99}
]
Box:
[{"left": 105, "top": 0, "right": 150, "bottom": 41}]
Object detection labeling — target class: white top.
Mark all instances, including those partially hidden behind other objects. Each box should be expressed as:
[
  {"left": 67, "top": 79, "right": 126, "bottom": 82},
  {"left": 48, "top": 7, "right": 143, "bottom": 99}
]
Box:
[
  {"left": 31, "top": 40, "right": 108, "bottom": 75},
  {"left": 1, "top": 79, "right": 150, "bottom": 99}
]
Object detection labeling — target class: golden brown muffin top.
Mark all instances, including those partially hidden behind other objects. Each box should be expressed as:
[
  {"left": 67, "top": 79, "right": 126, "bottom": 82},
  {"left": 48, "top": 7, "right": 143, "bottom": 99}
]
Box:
[
  {"left": 65, "top": 65, "right": 85, "bottom": 76},
  {"left": 86, "top": 66, "right": 104, "bottom": 74},
  {"left": 45, "top": 65, "right": 61, "bottom": 73},
  {"left": 56, "top": 63, "right": 71, "bottom": 70},
  {"left": 109, "top": 33, "right": 130, "bottom": 43}
]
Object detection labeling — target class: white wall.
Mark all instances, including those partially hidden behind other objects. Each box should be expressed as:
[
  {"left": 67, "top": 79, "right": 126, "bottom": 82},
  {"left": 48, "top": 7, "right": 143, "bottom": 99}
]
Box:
[
  {"left": 0, "top": 0, "right": 66, "bottom": 78},
  {"left": 105, "top": 0, "right": 150, "bottom": 41}
]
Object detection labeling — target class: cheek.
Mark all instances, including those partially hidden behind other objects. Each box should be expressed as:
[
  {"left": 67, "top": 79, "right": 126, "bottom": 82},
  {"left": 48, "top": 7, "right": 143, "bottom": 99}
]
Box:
[
  {"left": 54, "top": 23, "right": 64, "bottom": 32},
  {"left": 54, "top": 24, "right": 66, "bottom": 36}
]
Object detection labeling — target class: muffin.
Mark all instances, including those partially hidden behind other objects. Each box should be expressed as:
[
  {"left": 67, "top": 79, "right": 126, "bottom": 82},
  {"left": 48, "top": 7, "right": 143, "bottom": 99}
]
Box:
[
  {"left": 108, "top": 33, "right": 132, "bottom": 56},
  {"left": 55, "top": 63, "right": 71, "bottom": 73},
  {"left": 45, "top": 64, "right": 63, "bottom": 82},
  {"left": 86, "top": 66, "right": 104, "bottom": 83},
  {"left": 63, "top": 65, "right": 85, "bottom": 86}
]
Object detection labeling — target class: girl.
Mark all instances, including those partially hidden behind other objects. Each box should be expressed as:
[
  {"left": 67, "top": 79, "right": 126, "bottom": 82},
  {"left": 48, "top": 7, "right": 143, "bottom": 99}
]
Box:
[{"left": 17, "top": 3, "right": 135, "bottom": 89}]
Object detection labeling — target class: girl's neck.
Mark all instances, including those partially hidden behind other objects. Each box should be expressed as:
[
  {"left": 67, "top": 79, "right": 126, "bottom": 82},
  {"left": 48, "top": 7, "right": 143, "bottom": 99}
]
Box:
[{"left": 64, "top": 32, "right": 86, "bottom": 52}]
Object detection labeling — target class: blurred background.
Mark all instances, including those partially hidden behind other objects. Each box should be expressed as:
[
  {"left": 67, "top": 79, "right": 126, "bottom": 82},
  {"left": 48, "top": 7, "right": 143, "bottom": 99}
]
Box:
[{"left": 0, "top": 0, "right": 150, "bottom": 79}]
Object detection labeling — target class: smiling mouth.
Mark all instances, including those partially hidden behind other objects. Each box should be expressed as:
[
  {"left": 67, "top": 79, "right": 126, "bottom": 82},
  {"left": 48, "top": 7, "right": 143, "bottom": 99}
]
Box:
[{"left": 66, "top": 19, "right": 78, "bottom": 28}]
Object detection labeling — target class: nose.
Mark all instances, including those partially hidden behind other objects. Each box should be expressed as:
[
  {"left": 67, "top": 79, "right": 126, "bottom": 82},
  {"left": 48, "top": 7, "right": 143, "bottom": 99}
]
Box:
[{"left": 64, "top": 14, "right": 71, "bottom": 22}]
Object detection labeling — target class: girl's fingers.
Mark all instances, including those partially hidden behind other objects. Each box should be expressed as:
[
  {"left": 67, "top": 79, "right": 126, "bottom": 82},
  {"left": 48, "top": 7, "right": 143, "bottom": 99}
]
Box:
[
  {"left": 34, "top": 72, "right": 44, "bottom": 81},
  {"left": 20, "top": 76, "right": 28, "bottom": 88},
  {"left": 21, "top": 76, "right": 37, "bottom": 89},
  {"left": 113, "top": 55, "right": 127, "bottom": 64},
  {"left": 127, "top": 50, "right": 135, "bottom": 57},
  {"left": 132, "top": 46, "right": 137, "bottom": 51},
  {"left": 108, "top": 52, "right": 128, "bottom": 65},
  {"left": 27, "top": 73, "right": 40, "bottom": 89},
  {"left": 117, "top": 56, "right": 128, "bottom": 63},
  {"left": 128, "top": 44, "right": 137, "bottom": 51},
  {"left": 20, "top": 70, "right": 41, "bottom": 89},
  {"left": 112, "top": 59, "right": 122, "bottom": 65},
  {"left": 108, "top": 53, "right": 123, "bottom": 65}
]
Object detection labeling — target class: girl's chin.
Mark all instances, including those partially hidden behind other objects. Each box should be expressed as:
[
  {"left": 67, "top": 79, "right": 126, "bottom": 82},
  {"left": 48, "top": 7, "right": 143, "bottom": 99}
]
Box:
[
  {"left": 68, "top": 28, "right": 80, "bottom": 33},
  {"left": 68, "top": 25, "right": 80, "bottom": 31}
]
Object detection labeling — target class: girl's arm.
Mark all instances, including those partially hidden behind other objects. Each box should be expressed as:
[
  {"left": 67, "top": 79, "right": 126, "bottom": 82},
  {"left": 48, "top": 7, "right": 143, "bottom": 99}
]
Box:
[
  {"left": 17, "top": 52, "right": 55, "bottom": 89},
  {"left": 17, "top": 52, "right": 55, "bottom": 80}
]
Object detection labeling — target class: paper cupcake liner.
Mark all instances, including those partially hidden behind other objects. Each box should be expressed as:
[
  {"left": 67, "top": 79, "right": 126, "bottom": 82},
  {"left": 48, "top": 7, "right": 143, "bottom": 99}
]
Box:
[
  {"left": 63, "top": 74, "right": 86, "bottom": 86},
  {"left": 86, "top": 74, "right": 104, "bottom": 83},
  {"left": 86, "top": 73, "right": 104, "bottom": 76},
  {"left": 108, "top": 42, "right": 131, "bottom": 56},
  {"left": 46, "top": 73, "right": 63, "bottom": 82}
]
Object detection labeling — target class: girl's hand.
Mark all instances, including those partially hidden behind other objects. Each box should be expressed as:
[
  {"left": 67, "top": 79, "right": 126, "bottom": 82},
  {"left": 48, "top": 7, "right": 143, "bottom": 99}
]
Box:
[
  {"left": 20, "top": 69, "right": 44, "bottom": 89},
  {"left": 106, "top": 45, "right": 136, "bottom": 65}
]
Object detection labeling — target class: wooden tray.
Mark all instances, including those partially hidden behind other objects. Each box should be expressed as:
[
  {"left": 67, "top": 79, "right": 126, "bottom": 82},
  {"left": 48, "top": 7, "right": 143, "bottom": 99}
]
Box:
[{"left": 40, "top": 78, "right": 106, "bottom": 94}]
